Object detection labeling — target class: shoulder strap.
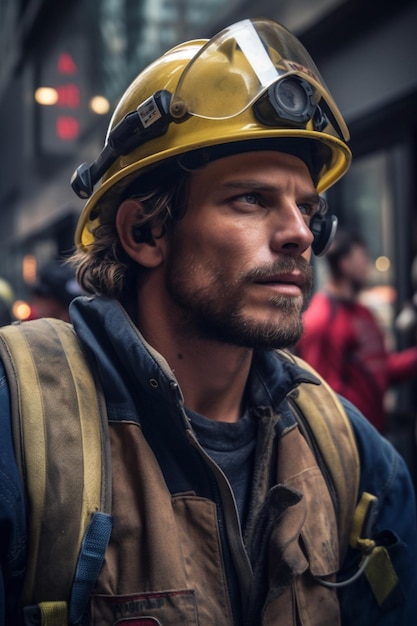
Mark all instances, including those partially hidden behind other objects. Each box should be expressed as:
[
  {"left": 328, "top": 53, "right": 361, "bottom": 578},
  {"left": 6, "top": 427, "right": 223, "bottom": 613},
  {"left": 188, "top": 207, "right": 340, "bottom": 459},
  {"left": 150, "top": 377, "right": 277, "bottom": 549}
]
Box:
[
  {"left": 279, "top": 349, "right": 360, "bottom": 559},
  {"left": 283, "top": 352, "right": 401, "bottom": 603},
  {"left": 0, "top": 318, "right": 112, "bottom": 625}
]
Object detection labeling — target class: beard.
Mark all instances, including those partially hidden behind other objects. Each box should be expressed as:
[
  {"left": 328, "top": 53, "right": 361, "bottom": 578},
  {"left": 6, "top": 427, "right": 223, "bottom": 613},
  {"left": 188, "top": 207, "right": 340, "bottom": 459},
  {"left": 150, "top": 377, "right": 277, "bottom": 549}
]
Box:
[{"left": 166, "top": 251, "right": 313, "bottom": 350}]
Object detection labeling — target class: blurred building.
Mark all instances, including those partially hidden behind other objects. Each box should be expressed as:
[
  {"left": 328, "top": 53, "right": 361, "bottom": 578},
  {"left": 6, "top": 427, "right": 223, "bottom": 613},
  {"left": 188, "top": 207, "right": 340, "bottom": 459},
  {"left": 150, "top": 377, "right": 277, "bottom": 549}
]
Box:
[{"left": 1, "top": 0, "right": 417, "bottom": 466}]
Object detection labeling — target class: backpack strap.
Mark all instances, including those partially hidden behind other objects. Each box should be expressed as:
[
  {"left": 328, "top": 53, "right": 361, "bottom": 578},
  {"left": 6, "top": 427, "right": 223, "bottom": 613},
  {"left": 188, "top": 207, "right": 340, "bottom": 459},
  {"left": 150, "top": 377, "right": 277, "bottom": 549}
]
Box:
[
  {"left": 281, "top": 350, "right": 400, "bottom": 604},
  {"left": 0, "top": 318, "right": 112, "bottom": 625},
  {"left": 279, "top": 349, "right": 360, "bottom": 560}
]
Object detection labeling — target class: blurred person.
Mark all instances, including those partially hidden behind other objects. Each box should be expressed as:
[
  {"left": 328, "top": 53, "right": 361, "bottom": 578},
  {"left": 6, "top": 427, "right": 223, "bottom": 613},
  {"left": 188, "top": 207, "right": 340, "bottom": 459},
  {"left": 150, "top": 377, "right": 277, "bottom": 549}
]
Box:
[
  {"left": 296, "top": 228, "right": 417, "bottom": 433},
  {"left": 0, "top": 278, "right": 14, "bottom": 326},
  {"left": 31, "top": 259, "right": 82, "bottom": 322},
  {"left": 0, "top": 18, "right": 416, "bottom": 626}
]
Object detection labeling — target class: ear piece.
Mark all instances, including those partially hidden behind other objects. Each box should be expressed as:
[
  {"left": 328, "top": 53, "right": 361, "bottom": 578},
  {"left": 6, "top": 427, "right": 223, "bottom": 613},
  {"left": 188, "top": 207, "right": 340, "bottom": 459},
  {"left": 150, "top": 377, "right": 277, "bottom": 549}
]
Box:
[
  {"left": 310, "top": 213, "right": 338, "bottom": 256},
  {"left": 132, "top": 224, "right": 154, "bottom": 244},
  {"left": 117, "top": 199, "right": 163, "bottom": 267}
]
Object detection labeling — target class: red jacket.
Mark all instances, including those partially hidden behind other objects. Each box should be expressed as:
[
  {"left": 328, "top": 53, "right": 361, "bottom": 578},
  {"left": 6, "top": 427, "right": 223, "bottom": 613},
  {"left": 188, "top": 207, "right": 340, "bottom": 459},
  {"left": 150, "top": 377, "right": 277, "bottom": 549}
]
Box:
[{"left": 296, "top": 291, "right": 417, "bottom": 432}]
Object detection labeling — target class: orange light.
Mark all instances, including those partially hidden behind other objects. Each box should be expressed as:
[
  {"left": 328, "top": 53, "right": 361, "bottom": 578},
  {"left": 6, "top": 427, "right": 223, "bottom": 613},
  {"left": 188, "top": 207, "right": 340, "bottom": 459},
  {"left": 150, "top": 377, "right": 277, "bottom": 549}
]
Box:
[
  {"left": 22, "top": 255, "right": 37, "bottom": 284},
  {"left": 13, "top": 300, "right": 33, "bottom": 321}
]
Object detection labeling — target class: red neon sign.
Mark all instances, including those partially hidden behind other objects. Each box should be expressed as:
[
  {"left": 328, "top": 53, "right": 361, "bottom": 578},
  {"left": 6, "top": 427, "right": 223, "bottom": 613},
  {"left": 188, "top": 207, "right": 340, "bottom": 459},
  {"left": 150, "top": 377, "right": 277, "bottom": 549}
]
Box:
[
  {"left": 57, "top": 52, "right": 77, "bottom": 75},
  {"left": 40, "top": 49, "right": 82, "bottom": 151},
  {"left": 56, "top": 84, "right": 80, "bottom": 108},
  {"left": 56, "top": 116, "right": 80, "bottom": 140}
]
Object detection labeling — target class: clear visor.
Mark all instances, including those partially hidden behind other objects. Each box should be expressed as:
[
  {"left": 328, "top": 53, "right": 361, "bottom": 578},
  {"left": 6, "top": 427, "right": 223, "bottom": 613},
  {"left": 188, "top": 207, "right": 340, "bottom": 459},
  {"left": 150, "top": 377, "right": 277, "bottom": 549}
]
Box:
[{"left": 171, "top": 19, "right": 349, "bottom": 142}]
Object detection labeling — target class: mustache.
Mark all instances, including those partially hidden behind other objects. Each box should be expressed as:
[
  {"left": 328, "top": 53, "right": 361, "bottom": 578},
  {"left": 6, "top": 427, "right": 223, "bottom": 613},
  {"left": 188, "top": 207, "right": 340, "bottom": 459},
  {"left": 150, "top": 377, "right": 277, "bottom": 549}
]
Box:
[{"left": 243, "top": 256, "right": 313, "bottom": 289}]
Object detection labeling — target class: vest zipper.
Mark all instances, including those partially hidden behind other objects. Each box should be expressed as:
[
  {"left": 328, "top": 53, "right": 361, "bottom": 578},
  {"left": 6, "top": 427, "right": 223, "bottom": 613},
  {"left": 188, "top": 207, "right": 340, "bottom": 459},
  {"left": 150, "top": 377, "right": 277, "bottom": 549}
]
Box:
[
  {"left": 186, "top": 425, "right": 254, "bottom": 624},
  {"left": 169, "top": 380, "right": 254, "bottom": 623}
]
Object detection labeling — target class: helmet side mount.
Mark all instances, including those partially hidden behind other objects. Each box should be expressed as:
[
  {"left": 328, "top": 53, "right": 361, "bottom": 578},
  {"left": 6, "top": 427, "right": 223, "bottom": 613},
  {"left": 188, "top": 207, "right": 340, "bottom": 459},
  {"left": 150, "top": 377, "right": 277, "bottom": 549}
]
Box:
[{"left": 71, "top": 90, "right": 176, "bottom": 199}]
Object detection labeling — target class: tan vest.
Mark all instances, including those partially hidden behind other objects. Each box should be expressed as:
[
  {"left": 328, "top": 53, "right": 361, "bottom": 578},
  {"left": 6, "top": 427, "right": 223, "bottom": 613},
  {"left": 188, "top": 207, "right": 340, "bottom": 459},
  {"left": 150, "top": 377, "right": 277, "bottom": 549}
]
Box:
[
  {"left": 0, "top": 319, "right": 358, "bottom": 625},
  {"left": 90, "top": 419, "right": 340, "bottom": 625}
]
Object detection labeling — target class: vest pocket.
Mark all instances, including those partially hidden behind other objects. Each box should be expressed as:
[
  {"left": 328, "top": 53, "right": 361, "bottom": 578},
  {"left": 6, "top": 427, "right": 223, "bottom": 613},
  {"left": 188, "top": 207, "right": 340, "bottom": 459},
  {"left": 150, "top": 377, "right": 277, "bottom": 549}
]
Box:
[{"left": 91, "top": 589, "right": 199, "bottom": 625}]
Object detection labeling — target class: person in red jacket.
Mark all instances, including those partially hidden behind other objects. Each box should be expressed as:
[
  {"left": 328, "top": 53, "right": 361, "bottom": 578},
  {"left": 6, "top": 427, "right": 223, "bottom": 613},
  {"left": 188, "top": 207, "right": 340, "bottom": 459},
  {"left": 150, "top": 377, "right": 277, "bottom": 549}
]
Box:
[{"left": 296, "top": 228, "right": 417, "bottom": 432}]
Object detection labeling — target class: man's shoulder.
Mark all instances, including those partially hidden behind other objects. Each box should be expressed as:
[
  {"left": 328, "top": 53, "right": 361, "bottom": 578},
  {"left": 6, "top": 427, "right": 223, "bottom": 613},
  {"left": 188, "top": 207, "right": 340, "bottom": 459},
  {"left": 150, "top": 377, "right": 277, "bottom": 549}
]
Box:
[{"left": 338, "top": 395, "right": 411, "bottom": 496}]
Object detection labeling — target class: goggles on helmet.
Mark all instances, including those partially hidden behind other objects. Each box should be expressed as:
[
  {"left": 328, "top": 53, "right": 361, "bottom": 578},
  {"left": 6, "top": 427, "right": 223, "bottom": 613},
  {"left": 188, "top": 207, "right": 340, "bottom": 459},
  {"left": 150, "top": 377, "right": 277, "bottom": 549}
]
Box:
[
  {"left": 71, "top": 18, "right": 349, "bottom": 200},
  {"left": 171, "top": 19, "right": 348, "bottom": 137}
]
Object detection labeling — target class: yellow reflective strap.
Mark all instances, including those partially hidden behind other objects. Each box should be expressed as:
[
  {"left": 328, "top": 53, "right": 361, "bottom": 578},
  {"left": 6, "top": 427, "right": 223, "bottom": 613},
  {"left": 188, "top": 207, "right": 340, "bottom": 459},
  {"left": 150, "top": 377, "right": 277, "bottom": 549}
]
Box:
[
  {"left": 39, "top": 601, "right": 68, "bottom": 625},
  {"left": 52, "top": 321, "right": 107, "bottom": 547}
]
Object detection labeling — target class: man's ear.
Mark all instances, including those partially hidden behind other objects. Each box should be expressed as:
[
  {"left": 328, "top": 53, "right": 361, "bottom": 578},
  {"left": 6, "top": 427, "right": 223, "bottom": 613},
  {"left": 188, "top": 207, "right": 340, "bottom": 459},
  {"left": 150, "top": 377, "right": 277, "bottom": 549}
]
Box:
[{"left": 116, "top": 198, "right": 166, "bottom": 268}]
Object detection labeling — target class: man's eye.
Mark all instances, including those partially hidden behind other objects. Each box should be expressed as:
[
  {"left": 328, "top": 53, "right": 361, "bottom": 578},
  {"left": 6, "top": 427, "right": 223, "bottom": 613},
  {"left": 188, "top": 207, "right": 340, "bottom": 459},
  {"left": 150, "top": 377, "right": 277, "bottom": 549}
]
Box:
[
  {"left": 298, "top": 203, "right": 316, "bottom": 217},
  {"left": 230, "top": 193, "right": 265, "bottom": 212},
  {"left": 237, "top": 193, "right": 261, "bottom": 205}
]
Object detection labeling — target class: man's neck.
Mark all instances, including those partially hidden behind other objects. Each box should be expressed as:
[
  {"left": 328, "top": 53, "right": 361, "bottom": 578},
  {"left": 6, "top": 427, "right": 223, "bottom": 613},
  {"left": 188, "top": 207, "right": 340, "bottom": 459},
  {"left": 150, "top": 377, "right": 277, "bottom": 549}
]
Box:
[
  {"left": 171, "top": 342, "right": 252, "bottom": 423},
  {"left": 168, "top": 340, "right": 252, "bottom": 422},
  {"left": 138, "top": 315, "right": 252, "bottom": 423}
]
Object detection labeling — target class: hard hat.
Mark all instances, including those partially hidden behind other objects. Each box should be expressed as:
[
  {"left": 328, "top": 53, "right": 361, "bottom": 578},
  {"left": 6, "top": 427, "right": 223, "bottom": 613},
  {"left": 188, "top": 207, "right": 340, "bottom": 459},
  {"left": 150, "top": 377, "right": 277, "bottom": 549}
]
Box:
[{"left": 72, "top": 18, "right": 352, "bottom": 249}]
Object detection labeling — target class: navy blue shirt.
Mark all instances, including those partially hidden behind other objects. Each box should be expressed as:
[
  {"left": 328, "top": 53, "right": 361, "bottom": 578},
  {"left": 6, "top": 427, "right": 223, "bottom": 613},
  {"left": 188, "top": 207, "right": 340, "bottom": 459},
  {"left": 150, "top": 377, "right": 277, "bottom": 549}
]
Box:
[{"left": 186, "top": 407, "right": 257, "bottom": 529}]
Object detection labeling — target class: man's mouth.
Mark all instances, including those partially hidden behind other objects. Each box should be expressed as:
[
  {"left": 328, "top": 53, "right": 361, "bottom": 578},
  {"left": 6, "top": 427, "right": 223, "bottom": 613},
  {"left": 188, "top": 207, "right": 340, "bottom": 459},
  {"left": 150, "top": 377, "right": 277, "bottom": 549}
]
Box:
[{"left": 256, "top": 272, "right": 305, "bottom": 288}]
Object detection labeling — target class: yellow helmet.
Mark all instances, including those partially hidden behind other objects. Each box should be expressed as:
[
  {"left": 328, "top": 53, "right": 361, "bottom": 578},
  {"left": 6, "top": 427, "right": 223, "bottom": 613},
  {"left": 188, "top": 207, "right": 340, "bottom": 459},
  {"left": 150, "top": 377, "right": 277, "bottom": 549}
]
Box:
[{"left": 72, "top": 18, "right": 352, "bottom": 249}]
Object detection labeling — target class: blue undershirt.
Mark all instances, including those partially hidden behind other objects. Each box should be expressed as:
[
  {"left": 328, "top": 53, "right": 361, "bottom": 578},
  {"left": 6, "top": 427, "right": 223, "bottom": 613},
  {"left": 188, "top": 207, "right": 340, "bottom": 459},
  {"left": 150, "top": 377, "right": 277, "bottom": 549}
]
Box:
[{"left": 185, "top": 407, "right": 257, "bottom": 530}]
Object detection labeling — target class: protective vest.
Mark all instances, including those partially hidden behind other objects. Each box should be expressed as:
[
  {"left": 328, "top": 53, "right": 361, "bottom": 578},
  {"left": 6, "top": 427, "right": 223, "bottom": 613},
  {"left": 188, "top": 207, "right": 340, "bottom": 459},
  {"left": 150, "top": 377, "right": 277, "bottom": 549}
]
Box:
[{"left": 0, "top": 318, "right": 393, "bottom": 625}]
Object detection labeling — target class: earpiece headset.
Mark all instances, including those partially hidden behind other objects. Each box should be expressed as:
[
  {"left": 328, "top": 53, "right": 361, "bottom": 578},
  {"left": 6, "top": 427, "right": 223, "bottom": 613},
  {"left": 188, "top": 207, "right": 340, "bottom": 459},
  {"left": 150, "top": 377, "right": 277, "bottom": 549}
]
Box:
[
  {"left": 310, "top": 212, "right": 338, "bottom": 256},
  {"left": 132, "top": 225, "right": 153, "bottom": 244}
]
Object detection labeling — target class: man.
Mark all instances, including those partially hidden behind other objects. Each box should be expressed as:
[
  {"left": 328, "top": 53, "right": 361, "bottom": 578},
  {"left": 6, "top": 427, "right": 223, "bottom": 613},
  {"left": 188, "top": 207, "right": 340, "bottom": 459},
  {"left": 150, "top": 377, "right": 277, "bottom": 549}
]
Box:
[
  {"left": 0, "top": 18, "right": 416, "bottom": 626},
  {"left": 30, "top": 259, "right": 82, "bottom": 322},
  {"left": 297, "top": 229, "right": 417, "bottom": 432}
]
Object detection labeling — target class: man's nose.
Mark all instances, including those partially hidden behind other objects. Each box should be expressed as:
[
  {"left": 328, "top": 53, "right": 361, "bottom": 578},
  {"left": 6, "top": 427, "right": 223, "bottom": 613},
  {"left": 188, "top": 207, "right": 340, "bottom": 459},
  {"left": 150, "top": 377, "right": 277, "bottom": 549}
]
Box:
[{"left": 270, "top": 203, "right": 314, "bottom": 254}]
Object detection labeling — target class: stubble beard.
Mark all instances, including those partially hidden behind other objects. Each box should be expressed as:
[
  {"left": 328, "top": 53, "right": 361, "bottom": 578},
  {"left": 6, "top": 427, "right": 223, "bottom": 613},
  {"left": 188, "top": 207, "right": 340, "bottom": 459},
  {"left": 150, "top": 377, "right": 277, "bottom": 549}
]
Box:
[{"left": 166, "top": 253, "right": 313, "bottom": 350}]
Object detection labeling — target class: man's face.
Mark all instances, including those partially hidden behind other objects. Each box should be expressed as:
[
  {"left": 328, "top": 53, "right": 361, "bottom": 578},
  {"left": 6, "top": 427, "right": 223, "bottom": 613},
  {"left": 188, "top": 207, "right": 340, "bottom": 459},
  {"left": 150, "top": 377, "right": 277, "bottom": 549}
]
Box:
[{"left": 164, "top": 151, "right": 316, "bottom": 349}]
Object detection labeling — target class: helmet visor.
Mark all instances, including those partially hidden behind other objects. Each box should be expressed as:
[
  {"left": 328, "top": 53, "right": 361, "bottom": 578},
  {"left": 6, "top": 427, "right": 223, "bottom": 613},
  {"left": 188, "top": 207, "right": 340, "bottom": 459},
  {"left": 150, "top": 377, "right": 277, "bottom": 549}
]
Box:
[{"left": 171, "top": 18, "right": 349, "bottom": 141}]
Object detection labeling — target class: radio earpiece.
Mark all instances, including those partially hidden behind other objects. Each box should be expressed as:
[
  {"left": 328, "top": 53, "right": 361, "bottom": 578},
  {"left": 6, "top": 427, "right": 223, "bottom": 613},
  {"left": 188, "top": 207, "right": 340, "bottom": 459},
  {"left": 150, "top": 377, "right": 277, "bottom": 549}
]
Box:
[
  {"left": 132, "top": 225, "right": 154, "bottom": 245},
  {"left": 310, "top": 212, "right": 338, "bottom": 256}
]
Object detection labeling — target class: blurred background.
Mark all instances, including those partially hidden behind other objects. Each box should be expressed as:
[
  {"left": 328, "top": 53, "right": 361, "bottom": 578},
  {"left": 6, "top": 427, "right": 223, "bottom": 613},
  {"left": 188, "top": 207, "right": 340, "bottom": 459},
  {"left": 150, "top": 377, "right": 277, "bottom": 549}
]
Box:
[{"left": 1, "top": 0, "right": 417, "bottom": 471}]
